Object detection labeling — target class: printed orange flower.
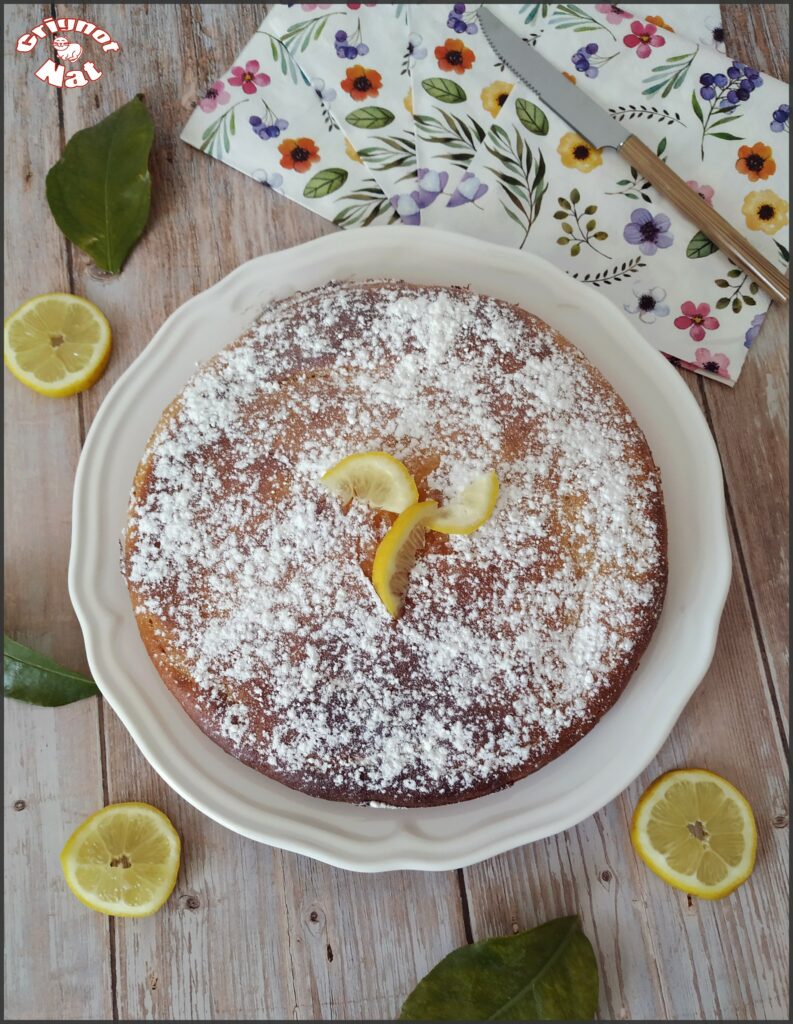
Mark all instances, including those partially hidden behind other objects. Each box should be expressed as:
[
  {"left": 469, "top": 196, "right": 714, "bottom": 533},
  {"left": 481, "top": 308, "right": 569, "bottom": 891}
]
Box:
[
  {"left": 735, "top": 142, "right": 776, "bottom": 182},
  {"left": 340, "top": 65, "right": 383, "bottom": 101},
  {"left": 741, "top": 189, "right": 789, "bottom": 235},
  {"left": 434, "top": 38, "right": 476, "bottom": 74},
  {"left": 646, "top": 14, "right": 674, "bottom": 32},
  {"left": 278, "top": 137, "right": 320, "bottom": 173},
  {"left": 562, "top": 71, "right": 577, "bottom": 84}
]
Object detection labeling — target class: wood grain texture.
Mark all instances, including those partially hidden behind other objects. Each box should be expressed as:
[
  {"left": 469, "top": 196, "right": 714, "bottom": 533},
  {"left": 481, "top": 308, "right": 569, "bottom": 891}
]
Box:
[{"left": 3, "top": 3, "right": 789, "bottom": 1021}]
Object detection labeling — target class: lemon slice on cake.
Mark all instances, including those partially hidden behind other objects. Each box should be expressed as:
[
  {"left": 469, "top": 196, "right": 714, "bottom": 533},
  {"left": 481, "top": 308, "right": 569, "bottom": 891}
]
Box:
[
  {"left": 61, "top": 802, "right": 181, "bottom": 917},
  {"left": 372, "top": 499, "right": 438, "bottom": 617},
  {"left": 321, "top": 451, "right": 419, "bottom": 513},
  {"left": 4, "top": 292, "right": 112, "bottom": 397},
  {"left": 631, "top": 769, "right": 757, "bottom": 900},
  {"left": 427, "top": 471, "right": 499, "bottom": 535}
]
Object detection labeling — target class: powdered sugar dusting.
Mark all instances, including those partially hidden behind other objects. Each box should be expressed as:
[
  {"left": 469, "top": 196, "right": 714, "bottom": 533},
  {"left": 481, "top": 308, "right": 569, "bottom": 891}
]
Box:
[{"left": 123, "top": 281, "right": 666, "bottom": 806}]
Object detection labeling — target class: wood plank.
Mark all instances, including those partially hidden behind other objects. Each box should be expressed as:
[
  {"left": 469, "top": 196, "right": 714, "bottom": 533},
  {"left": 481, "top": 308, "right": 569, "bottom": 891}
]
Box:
[
  {"left": 463, "top": 530, "right": 789, "bottom": 1020},
  {"left": 52, "top": 5, "right": 465, "bottom": 1019},
  {"left": 706, "top": 3, "right": 790, "bottom": 734},
  {"left": 2, "top": 6, "right": 111, "bottom": 1020}
]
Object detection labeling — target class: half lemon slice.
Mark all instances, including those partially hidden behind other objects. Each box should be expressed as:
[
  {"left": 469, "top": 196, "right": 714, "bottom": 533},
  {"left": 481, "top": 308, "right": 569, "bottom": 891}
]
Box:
[
  {"left": 321, "top": 451, "right": 419, "bottom": 513},
  {"left": 4, "top": 292, "right": 112, "bottom": 397},
  {"left": 426, "top": 471, "right": 499, "bottom": 535},
  {"left": 372, "top": 499, "right": 438, "bottom": 617},
  {"left": 61, "top": 802, "right": 181, "bottom": 917},
  {"left": 631, "top": 769, "right": 757, "bottom": 900}
]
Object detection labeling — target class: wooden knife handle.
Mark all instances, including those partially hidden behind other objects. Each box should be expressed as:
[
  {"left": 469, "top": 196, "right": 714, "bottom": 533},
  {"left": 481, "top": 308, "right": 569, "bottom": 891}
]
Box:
[{"left": 620, "top": 135, "right": 789, "bottom": 305}]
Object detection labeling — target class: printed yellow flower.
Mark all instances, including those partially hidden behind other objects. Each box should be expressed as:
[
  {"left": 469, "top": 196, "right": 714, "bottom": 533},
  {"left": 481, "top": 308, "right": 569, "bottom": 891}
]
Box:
[
  {"left": 557, "top": 132, "right": 603, "bottom": 173},
  {"left": 344, "top": 137, "right": 362, "bottom": 164},
  {"left": 403, "top": 89, "right": 413, "bottom": 114},
  {"left": 741, "top": 189, "right": 789, "bottom": 235},
  {"left": 481, "top": 80, "right": 513, "bottom": 116}
]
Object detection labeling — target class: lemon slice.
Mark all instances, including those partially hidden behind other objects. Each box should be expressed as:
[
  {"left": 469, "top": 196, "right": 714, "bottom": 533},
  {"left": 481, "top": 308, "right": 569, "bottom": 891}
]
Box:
[
  {"left": 4, "top": 292, "right": 111, "bottom": 397},
  {"left": 321, "top": 451, "right": 419, "bottom": 513},
  {"left": 426, "top": 471, "right": 499, "bottom": 535},
  {"left": 631, "top": 769, "right": 757, "bottom": 900},
  {"left": 61, "top": 802, "right": 181, "bottom": 917},
  {"left": 372, "top": 499, "right": 438, "bottom": 617}
]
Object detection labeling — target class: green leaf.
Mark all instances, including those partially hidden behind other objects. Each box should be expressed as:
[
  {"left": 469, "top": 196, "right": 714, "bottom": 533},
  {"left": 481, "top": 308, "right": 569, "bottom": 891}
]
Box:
[
  {"left": 557, "top": 196, "right": 571, "bottom": 209},
  {"left": 46, "top": 96, "right": 154, "bottom": 274},
  {"left": 710, "top": 131, "right": 743, "bottom": 141},
  {"left": 715, "top": 296, "right": 730, "bottom": 309},
  {"left": 727, "top": 268, "right": 743, "bottom": 278},
  {"left": 561, "top": 221, "right": 574, "bottom": 234},
  {"left": 732, "top": 296, "right": 743, "bottom": 313},
  {"left": 749, "top": 280, "right": 759, "bottom": 294},
  {"left": 584, "top": 204, "right": 597, "bottom": 215},
  {"left": 657, "top": 136, "right": 667, "bottom": 157},
  {"left": 586, "top": 219, "right": 596, "bottom": 231},
  {"left": 399, "top": 916, "right": 598, "bottom": 1021},
  {"left": 421, "top": 77, "right": 467, "bottom": 103},
  {"left": 515, "top": 98, "right": 549, "bottom": 136},
  {"left": 553, "top": 211, "right": 569, "bottom": 219},
  {"left": 743, "top": 294, "right": 756, "bottom": 306},
  {"left": 570, "top": 243, "right": 581, "bottom": 256},
  {"left": 557, "top": 236, "right": 570, "bottom": 244},
  {"left": 691, "top": 90, "right": 704, "bottom": 124},
  {"left": 714, "top": 279, "right": 729, "bottom": 287},
  {"left": 4, "top": 636, "right": 98, "bottom": 707},
  {"left": 303, "top": 167, "right": 348, "bottom": 199},
  {"left": 593, "top": 231, "right": 608, "bottom": 240},
  {"left": 570, "top": 187, "right": 580, "bottom": 205},
  {"left": 345, "top": 106, "right": 395, "bottom": 130},
  {"left": 686, "top": 230, "right": 718, "bottom": 258}
]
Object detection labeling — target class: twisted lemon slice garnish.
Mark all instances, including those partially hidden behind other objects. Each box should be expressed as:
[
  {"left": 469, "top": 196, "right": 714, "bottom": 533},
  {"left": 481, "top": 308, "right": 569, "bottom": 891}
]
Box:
[
  {"left": 426, "top": 471, "right": 500, "bottom": 535},
  {"left": 320, "top": 451, "right": 419, "bottom": 513},
  {"left": 372, "top": 500, "right": 438, "bottom": 618}
]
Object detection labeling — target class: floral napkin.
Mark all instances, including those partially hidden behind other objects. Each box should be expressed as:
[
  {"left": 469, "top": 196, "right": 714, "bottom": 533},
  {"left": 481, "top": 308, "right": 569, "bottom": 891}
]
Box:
[{"left": 180, "top": 3, "right": 790, "bottom": 385}]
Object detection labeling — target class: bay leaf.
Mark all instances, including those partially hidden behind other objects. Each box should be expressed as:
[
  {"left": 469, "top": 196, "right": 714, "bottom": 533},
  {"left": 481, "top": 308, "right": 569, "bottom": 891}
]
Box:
[
  {"left": 399, "top": 915, "right": 598, "bottom": 1021},
  {"left": 46, "top": 96, "right": 154, "bottom": 274},
  {"left": 4, "top": 635, "right": 99, "bottom": 707}
]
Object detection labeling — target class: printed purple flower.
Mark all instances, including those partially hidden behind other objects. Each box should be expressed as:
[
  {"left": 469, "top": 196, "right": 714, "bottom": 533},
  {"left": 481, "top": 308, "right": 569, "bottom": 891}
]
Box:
[
  {"left": 770, "top": 103, "right": 790, "bottom": 133},
  {"left": 415, "top": 168, "right": 449, "bottom": 208},
  {"left": 407, "top": 32, "right": 427, "bottom": 61},
  {"left": 744, "top": 312, "right": 766, "bottom": 348},
  {"left": 623, "top": 285, "right": 670, "bottom": 324},
  {"left": 446, "top": 172, "right": 488, "bottom": 207},
  {"left": 252, "top": 169, "right": 283, "bottom": 191},
  {"left": 311, "top": 77, "right": 337, "bottom": 103},
  {"left": 198, "top": 80, "right": 230, "bottom": 113},
  {"left": 390, "top": 192, "right": 421, "bottom": 225},
  {"left": 623, "top": 208, "right": 673, "bottom": 255}
]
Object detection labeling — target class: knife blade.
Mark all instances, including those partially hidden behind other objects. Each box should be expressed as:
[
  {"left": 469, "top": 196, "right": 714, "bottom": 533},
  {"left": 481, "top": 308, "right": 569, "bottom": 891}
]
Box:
[{"left": 478, "top": 7, "right": 789, "bottom": 305}]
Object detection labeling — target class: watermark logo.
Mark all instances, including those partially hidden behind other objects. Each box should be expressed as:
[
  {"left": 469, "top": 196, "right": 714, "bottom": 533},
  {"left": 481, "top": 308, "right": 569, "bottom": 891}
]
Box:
[{"left": 16, "top": 15, "right": 121, "bottom": 89}]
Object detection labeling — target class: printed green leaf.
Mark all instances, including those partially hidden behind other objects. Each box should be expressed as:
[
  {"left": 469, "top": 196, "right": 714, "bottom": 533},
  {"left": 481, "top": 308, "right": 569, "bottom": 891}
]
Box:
[
  {"left": 774, "top": 240, "right": 789, "bottom": 264},
  {"left": 345, "top": 106, "right": 395, "bottom": 130},
  {"left": 715, "top": 296, "right": 730, "bottom": 309},
  {"left": 710, "top": 131, "right": 743, "bottom": 141},
  {"left": 691, "top": 90, "right": 704, "bottom": 124},
  {"left": 570, "top": 187, "right": 580, "bottom": 205},
  {"left": 686, "top": 230, "right": 718, "bottom": 258},
  {"left": 303, "top": 167, "right": 349, "bottom": 199},
  {"left": 399, "top": 916, "right": 598, "bottom": 1021},
  {"left": 46, "top": 96, "right": 154, "bottom": 274},
  {"left": 4, "top": 636, "right": 98, "bottom": 707},
  {"left": 515, "top": 98, "right": 549, "bottom": 136},
  {"left": 421, "top": 77, "right": 467, "bottom": 103}
]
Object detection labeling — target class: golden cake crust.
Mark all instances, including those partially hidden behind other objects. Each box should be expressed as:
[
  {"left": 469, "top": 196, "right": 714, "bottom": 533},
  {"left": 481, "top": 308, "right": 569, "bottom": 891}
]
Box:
[{"left": 123, "top": 281, "right": 667, "bottom": 807}]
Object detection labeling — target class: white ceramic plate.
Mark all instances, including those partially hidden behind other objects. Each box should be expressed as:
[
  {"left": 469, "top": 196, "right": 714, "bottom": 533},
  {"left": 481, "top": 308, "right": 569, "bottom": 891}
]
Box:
[{"left": 69, "top": 227, "right": 730, "bottom": 872}]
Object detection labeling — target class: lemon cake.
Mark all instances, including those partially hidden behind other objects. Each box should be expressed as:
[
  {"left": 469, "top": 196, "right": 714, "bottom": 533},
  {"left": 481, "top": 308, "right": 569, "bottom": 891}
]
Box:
[{"left": 122, "top": 281, "right": 667, "bottom": 807}]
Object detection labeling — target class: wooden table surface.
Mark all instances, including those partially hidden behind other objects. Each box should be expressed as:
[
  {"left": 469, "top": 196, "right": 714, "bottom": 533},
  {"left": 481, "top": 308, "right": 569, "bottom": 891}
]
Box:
[{"left": 4, "top": 4, "right": 789, "bottom": 1020}]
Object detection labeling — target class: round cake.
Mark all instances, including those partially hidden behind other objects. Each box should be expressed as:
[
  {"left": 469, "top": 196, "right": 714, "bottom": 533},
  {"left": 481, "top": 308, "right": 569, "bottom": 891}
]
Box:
[{"left": 122, "top": 281, "right": 667, "bottom": 807}]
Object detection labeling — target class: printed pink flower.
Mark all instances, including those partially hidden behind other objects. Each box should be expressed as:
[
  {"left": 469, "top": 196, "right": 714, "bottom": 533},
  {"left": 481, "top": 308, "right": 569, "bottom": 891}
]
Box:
[
  {"left": 674, "top": 301, "right": 720, "bottom": 342},
  {"left": 623, "top": 20, "right": 666, "bottom": 58},
  {"left": 686, "top": 180, "right": 715, "bottom": 205},
  {"left": 300, "top": 4, "right": 331, "bottom": 9},
  {"left": 228, "top": 60, "right": 271, "bottom": 95},
  {"left": 198, "top": 80, "right": 230, "bottom": 113},
  {"left": 692, "top": 347, "right": 731, "bottom": 378},
  {"left": 595, "top": 4, "right": 633, "bottom": 24}
]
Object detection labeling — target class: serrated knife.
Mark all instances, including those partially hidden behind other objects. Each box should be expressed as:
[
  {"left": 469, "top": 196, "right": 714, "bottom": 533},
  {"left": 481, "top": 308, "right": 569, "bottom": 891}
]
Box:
[{"left": 478, "top": 7, "right": 789, "bottom": 305}]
